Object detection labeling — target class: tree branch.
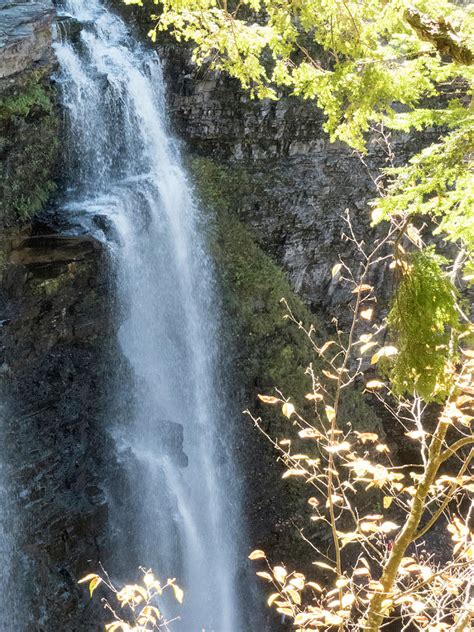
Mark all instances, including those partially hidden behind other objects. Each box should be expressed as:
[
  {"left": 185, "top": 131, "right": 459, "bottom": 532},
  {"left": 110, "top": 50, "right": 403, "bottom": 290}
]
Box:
[
  {"left": 440, "top": 436, "right": 474, "bottom": 463},
  {"left": 404, "top": 7, "right": 473, "bottom": 65}
]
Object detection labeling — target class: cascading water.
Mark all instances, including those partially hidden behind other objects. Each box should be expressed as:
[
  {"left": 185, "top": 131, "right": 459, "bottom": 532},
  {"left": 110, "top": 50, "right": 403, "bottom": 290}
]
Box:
[
  {"left": 0, "top": 441, "right": 17, "bottom": 630},
  {"left": 54, "top": 2, "right": 244, "bottom": 629}
]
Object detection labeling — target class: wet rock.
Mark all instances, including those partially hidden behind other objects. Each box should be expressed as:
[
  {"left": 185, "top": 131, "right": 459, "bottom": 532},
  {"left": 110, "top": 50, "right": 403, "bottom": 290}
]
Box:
[
  {"left": 0, "top": 228, "right": 120, "bottom": 631},
  {"left": 159, "top": 419, "right": 188, "bottom": 468},
  {"left": 0, "top": 1, "right": 55, "bottom": 82}
]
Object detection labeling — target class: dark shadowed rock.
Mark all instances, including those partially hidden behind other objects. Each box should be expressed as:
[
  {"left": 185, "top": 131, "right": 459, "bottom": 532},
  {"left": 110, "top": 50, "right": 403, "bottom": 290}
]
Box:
[{"left": 0, "top": 229, "right": 121, "bottom": 630}]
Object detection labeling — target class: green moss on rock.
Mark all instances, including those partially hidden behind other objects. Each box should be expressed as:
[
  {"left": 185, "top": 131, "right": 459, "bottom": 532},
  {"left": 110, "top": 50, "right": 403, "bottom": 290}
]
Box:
[
  {"left": 189, "top": 154, "right": 382, "bottom": 435},
  {"left": 189, "top": 156, "right": 315, "bottom": 419},
  {"left": 0, "top": 70, "right": 59, "bottom": 225}
]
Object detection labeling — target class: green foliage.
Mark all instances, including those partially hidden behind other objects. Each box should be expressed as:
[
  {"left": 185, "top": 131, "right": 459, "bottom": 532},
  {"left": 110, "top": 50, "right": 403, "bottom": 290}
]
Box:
[
  {"left": 387, "top": 247, "right": 461, "bottom": 401},
  {"left": 126, "top": 0, "right": 474, "bottom": 258},
  {"left": 373, "top": 117, "right": 474, "bottom": 254},
  {"left": 0, "top": 78, "right": 54, "bottom": 119},
  {"left": 0, "top": 71, "right": 59, "bottom": 224}
]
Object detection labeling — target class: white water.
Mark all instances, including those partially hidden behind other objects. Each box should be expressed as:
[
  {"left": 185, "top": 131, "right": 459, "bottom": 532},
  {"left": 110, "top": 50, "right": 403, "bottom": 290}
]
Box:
[{"left": 55, "top": 2, "right": 242, "bottom": 629}]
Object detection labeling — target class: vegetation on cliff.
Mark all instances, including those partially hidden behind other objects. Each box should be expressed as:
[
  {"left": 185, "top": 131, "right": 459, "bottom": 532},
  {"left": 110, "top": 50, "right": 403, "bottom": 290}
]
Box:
[{"left": 0, "top": 70, "right": 58, "bottom": 224}]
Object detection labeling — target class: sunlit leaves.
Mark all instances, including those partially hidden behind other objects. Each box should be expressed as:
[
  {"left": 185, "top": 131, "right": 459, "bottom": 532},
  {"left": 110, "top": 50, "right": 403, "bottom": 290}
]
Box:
[
  {"left": 387, "top": 248, "right": 461, "bottom": 401},
  {"left": 169, "top": 580, "right": 184, "bottom": 604},
  {"left": 78, "top": 574, "right": 102, "bottom": 598},
  {"left": 365, "top": 380, "right": 385, "bottom": 389},
  {"left": 80, "top": 568, "right": 183, "bottom": 631},
  {"left": 282, "top": 468, "right": 306, "bottom": 478},
  {"left": 258, "top": 394, "right": 280, "bottom": 404},
  {"left": 370, "top": 345, "right": 398, "bottom": 365},
  {"left": 282, "top": 402, "right": 296, "bottom": 418},
  {"left": 361, "top": 308, "right": 374, "bottom": 320}
]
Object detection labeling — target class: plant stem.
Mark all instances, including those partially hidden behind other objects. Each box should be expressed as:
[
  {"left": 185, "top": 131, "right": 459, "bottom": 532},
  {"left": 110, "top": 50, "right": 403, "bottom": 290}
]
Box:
[{"left": 364, "top": 417, "right": 450, "bottom": 631}]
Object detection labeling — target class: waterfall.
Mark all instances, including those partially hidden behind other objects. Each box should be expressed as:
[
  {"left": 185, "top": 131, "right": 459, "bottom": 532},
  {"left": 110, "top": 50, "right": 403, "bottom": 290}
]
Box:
[
  {"left": 0, "top": 443, "right": 16, "bottom": 629},
  {"left": 54, "top": 2, "right": 243, "bottom": 630}
]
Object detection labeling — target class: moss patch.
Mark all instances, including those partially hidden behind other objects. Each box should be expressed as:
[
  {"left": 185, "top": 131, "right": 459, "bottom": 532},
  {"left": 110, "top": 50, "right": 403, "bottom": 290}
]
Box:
[
  {"left": 0, "top": 69, "right": 59, "bottom": 225},
  {"left": 189, "top": 154, "right": 381, "bottom": 431},
  {"left": 189, "top": 156, "right": 316, "bottom": 420}
]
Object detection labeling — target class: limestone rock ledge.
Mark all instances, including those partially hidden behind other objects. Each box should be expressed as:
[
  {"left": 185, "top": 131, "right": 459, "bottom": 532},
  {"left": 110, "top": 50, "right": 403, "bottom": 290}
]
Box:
[{"left": 0, "top": 1, "right": 55, "bottom": 81}]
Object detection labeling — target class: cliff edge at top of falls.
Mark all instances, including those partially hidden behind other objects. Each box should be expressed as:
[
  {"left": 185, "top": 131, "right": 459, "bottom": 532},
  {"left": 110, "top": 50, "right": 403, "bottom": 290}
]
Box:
[{"left": 0, "top": 1, "right": 55, "bottom": 82}]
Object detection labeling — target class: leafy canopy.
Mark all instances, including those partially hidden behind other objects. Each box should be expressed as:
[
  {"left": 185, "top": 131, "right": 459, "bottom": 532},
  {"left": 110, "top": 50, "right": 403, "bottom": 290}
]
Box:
[{"left": 124, "top": 0, "right": 474, "bottom": 258}]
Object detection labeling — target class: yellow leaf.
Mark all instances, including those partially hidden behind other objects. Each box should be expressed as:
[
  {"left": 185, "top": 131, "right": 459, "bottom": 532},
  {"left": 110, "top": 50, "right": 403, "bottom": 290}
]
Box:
[
  {"left": 324, "top": 612, "right": 343, "bottom": 625},
  {"left": 289, "top": 575, "right": 305, "bottom": 590},
  {"left": 306, "top": 581, "right": 323, "bottom": 591},
  {"left": 368, "top": 580, "right": 384, "bottom": 592},
  {"left": 361, "top": 308, "right": 374, "bottom": 320},
  {"left": 282, "top": 469, "right": 305, "bottom": 478},
  {"left": 405, "top": 430, "right": 426, "bottom": 440},
  {"left": 286, "top": 588, "right": 301, "bottom": 604},
  {"left": 332, "top": 263, "right": 342, "bottom": 278},
  {"left": 380, "top": 521, "right": 399, "bottom": 533},
  {"left": 383, "top": 496, "right": 393, "bottom": 509},
  {"left": 313, "top": 561, "right": 335, "bottom": 571},
  {"left": 325, "top": 406, "right": 336, "bottom": 423},
  {"left": 342, "top": 593, "right": 355, "bottom": 608},
  {"left": 322, "top": 370, "right": 339, "bottom": 380},
  {"left": 320, "top": 340, "right": 336, "bottom": 354},
  {"left": 354, "top": 431, "right": 379, "bottom": 444},
  {"left": 258, "top": 394, "right": 280, "bottom": 405},
  {"left": 282, "top": 402, "right": 295, "bottom": 418},
  {"left": 171, "top": 581, "right": 184, "bottom": 604},
  {"left": 142, "top": 605, "right": 161, "bottom": 620},
  {"left": 366, "top": 380, "right": 385, "bottom": 389},
  {"left": 335, "top": 577, "right": 349, "bottom": 588},
  {"left": 353, "top": 567, "right": 370, "bottom": 576},
  {"left": 371, "top": 346, "right": 398, "bottom": 364},
  {"left": 248, "top": 549, "right": 266, "bottom": 560},
  {"left": 360, "top": 341, "right": 378, "bottom": 354},
  {"left": 89, "top": 576, "right": 102, "bottom": 598},
  {"left": 256, "top": 571, "right": 273, "bottom": 581},
  {"left": 352, "top": 284, "right": 373, "bottom": 294},
  {"left": 325, "top": 441, "right": 351, "bottom": 453},
  {"left": 273, "top": 566, "right": 287, "bottom": 583},
  {"left": 78, "top": 573, "right": 99, "bottom": 584},
  {"left": 298, "top": 428, "right": 323, "bottom": 439},
  {"left": 305, "top": 392, "right": 323, "bottom": 401},
  {"left": 267, "top": 593, "right": 279, "bottom": 606}
]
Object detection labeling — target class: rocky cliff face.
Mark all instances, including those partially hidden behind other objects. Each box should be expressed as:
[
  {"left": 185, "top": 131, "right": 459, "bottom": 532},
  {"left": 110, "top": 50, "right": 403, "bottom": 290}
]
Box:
[
  {"left": 0, "top": 231, "right": 115, "bottom": 630},
  {"left": 0, "top": 4, "right": 113, "bottom": 629},
  {"left": 161, "top": 51, "right": 437, "bottom": 325},
  {"left": 0, "top": 1, "right": 55, "bottom": 80},
  {"left": 0, "top": 2, "right": 397, "bottom": 629}
]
